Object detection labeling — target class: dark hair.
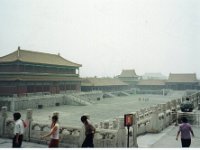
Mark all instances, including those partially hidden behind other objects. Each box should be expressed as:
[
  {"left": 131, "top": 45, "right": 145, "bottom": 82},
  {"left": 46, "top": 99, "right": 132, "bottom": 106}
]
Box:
[
  {"left": 13, "top": 112, "right": 21, "bottom": 121},
  {"left": 81, "top": 115, "right": 87, "bottom": 123},
  {"left": 186, "top": 97, "right": 190, "bottom": 101},
  {"left": 52, "top": 115, "right": 58, "bottom": 122},
  {"left": 182, "top": 117, "right": 188, "bottom": 123}
]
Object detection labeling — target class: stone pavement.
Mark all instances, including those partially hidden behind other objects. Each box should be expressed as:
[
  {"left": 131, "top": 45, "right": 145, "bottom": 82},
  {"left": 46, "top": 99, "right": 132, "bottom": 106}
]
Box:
[
  {"left": 137, "top": 124, "right": 200, "bottom": 148},
  {"left": 0, "top": 138, "right": 47, "bottom": 148}
]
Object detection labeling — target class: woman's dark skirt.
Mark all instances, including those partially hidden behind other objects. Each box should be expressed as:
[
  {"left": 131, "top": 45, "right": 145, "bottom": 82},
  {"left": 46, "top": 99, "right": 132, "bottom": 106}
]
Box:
[{"left": 49, "top": 139, "right": 59, "bottom": 148}]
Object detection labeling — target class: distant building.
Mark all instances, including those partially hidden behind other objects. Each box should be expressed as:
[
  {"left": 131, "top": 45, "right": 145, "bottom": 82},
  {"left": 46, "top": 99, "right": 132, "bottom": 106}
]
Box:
[
  {"left": 81, "top": 77, "right": 128, "bottom": 91},
  {"left": 142, "top": 73, "right": 167, "bottom": 80},
  {"left": 165, "top": 73, "right": 198, "bottom": 90},
  {"left": 0, "top": 47, "right": 82, "bottom": 96},
  {"left": 137, "top": 79, "right": 166, "bottom": 90},
  {"left": 117, "top": 69, "right": 140, "bottom": 88}
]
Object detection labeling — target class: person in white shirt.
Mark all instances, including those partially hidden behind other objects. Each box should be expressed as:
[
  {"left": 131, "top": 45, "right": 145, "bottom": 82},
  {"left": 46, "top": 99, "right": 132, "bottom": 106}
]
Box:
[
  {"left": 41, "top": 115, "right": 59, "bottom": 148},
  {"left": 13, "top": 112, "right": 24, "bottom": 148}
]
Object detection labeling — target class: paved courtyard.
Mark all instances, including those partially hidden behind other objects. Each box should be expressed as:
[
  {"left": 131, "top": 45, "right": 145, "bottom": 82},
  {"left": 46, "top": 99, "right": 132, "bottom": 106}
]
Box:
[{"left": 6, "top": 91, "right": 185, "bottom": 127}]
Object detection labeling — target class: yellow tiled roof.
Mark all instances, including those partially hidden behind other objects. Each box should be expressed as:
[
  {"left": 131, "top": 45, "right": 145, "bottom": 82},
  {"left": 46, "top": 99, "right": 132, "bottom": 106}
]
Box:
[
  {"left": 118, "top": 69, "right": 139, "bottom": 78},
  {"left": 137, "top": 79, "right": 166, "bottom": 86},
  {"left": 0, "top": 49, "right": 81, "bottom": 67},
  {"left": 81, "top": 77, "right": 128, "bottom": 86},
  {"left": 167, "top": 73, "right": 197, "bottom": 83}
]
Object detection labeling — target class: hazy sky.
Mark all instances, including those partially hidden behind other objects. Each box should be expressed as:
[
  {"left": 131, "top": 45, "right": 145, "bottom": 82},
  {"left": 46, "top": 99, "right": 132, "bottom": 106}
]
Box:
[{"left": 0, "top": 0, "right": 200, "bottom": 78}]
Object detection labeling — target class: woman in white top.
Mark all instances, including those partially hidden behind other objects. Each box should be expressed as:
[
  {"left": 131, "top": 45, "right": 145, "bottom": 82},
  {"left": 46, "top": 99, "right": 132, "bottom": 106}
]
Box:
[{"left": 42, "top": 115, "right": 59, "bottom": 148}]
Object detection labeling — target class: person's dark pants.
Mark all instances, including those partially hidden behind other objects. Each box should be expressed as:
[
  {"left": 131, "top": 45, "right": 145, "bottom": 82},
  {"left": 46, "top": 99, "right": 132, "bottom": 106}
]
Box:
[
  {"left": 181, "top": 139, "right": 191, "bottom": 147},
  {"left": 12, "top": 135, "right": 23, "bottom": 148},
  {"left": 82, "top": 134, "right": 94, "bottom": 148}
]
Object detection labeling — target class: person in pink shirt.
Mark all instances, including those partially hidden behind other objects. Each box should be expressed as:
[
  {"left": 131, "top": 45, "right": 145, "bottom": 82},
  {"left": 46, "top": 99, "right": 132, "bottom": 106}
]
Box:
[{"left": 176, "top": 117, "right": 194, "bottom": 147}]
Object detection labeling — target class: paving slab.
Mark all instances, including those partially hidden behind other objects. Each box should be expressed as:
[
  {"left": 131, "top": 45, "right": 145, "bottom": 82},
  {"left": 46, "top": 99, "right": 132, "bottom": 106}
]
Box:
[
  {"left": 0, "top": 138, "right": 47, "bottom": 148},
  {"left": 138, "top": 124, "right": 200, "bottom": 148}
]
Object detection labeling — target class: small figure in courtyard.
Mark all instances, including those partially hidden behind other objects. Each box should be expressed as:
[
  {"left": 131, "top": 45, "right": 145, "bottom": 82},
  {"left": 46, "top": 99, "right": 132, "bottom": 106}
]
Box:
[
  {"left": 176, "top": 117, "right": 194, "bottom": 147},
  {"left": 41, "top": 115, "right": 60, "bottom": 148},
  {"left": 81, "top": 115, "right": 96, "bottom": 148},
  {"left": 13, "top": 112, "right": 24, "bottom": 148}
]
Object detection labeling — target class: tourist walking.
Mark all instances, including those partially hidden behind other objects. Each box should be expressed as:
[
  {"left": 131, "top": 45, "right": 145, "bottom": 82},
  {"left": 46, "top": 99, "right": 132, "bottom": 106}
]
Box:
[
  {"left": 13, "top": 112, "right": 24, "bottom": 148},
  {"left": 41, "top": 115, "right": 59, "bottom": 148},
  {"left": 81, "top": 115, "right": 95, "bottom": 148},
  {"left": 176, "top": 117, "right": 194, "bottom": 147}
]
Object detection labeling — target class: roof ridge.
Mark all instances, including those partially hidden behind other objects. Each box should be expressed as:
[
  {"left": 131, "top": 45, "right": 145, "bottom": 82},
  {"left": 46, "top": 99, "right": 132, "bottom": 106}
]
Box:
[
  {"left": 17, "top": 49, "right": 59, "bottom": 56},
  {"left": 0, "top": 49, "right": 82, "bottom": 67}
]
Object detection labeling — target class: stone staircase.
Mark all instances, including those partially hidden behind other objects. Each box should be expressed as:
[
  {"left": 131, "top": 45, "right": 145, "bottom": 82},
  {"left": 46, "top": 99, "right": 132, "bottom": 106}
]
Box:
[
  {"left": 120, "top": 91, "right": 130, "bottom": 96},
  {"left": 103, "top": 93, "right": 116, "bottom": 98},
  {"left": 64, "top": 95, "right": 92, "bottom": 106}
]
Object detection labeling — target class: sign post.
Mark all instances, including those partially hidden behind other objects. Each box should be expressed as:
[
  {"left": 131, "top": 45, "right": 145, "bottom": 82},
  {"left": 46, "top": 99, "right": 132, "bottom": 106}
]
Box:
[{"left": 124, "top": 114, "right": 133, "bottom": 148}]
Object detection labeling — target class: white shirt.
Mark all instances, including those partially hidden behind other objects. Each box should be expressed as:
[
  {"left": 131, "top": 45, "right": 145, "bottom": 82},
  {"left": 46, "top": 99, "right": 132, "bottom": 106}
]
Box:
[
  {"left": 50, "top": 123, "right": 59, "bottom": 139},
  {"left": 14, "top": 119, "right": 24, "bottom": 135}
]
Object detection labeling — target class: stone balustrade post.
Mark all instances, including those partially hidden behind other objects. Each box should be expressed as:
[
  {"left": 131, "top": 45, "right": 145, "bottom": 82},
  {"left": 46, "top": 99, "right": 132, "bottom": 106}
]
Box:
[
  {"left": 141, "top": 108, "right": 146, "bottom": 114},
  {"left": 112, "top": 119, "right": 118, "bottom": 129},
  {"left": 170, "top": 100, "right": 174, "bottom": 110},
  {"left": 172, "top": 100, "right": 177, "bottom": 111},
  {"left": 149, "top": 106, "right": 155, "bottom": 114},
  {"left": 131, "top": 112, "right": 138, "bottom": 147},
  {"left": 100, "top": 122, "right": 103, "bottom": 128},
  {"left": 148, "top": 106, "right": 160, "bottom": 133},
  {"left": 172, "top": 100, "right": 178, "bottom": 125},
  {"left": 103, "top": 120, "right": 109, "bottom": 129},
  {"left": 166, "top": 101, "right": 171, "bottom": 110},
  {"left": 176, "top": 99, "right": 180, "bottom": 108},
  {"left": 162, "top": 89, "right": 165, "bottom": 96},
  {"left": 198, "top": 102, "right": 200, "bottom": 110},
  {"left": 178, "top": 98, "right": 182, "bottom": 105},
  {"left": 197, "top": 94, "right": 200, "bottom": 109},
  {"left": 24, "top": 109, "right": 33, "bottom": 141},
  {"left": 198, "top": 94, "right": 200, "bottom": 104},
  {"left": 116, "top": 116, "right": 126, "bottom": 147},
  {"left": 157, "top": 104, "right": 161, "bottom": 113},
  {"left": 161, "top": 103, "right": 167, "bottom": 128},
  {"left": 193, "top": 94, "right": 198, "bottom": 108},
  {"left": 10, "top": 98, "right": 15, "bottom": 112},
  {"left": 0, "top": 106, "right": 8, "bottom": 137},
  {"left": 94, "top": 123, "right": 98, "bottom": 129}
]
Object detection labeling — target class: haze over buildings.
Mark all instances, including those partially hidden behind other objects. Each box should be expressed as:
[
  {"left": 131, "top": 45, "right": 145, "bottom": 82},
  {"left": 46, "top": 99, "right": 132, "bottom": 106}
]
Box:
[{"left": 0, "top": 0, "right": 200, "bottom": 77}]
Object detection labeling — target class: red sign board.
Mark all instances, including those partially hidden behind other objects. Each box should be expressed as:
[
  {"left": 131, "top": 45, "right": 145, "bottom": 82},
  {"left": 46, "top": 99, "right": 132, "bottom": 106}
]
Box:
[{"left": 124, "top": 114, "right": 133, "bottom": 127}]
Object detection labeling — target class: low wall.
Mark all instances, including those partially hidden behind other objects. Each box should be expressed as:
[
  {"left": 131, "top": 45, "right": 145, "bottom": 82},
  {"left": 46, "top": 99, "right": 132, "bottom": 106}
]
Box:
[
  {"left": 0, "top": 112, "right": 126, "bottom": 148},
  {"left": 0, "top": 92, "right": 103, "bottom": 111}
]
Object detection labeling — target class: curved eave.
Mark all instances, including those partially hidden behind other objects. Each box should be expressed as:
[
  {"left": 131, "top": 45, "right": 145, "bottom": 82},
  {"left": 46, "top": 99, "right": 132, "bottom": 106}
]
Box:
[
  {"left": 0, "top": 60, "right": 81, "bottom": 68},
  {"left": 0, "top": 73, "right": 81, "bottom": 82}
]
